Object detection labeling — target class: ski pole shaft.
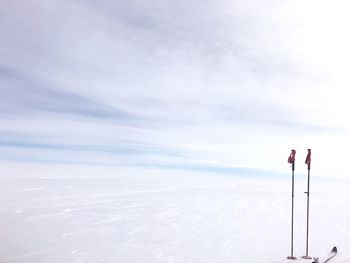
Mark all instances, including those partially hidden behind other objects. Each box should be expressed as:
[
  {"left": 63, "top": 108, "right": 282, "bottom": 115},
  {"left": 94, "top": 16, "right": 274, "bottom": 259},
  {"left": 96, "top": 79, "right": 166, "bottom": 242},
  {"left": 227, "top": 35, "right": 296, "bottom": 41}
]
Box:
[
  {"left": 291, "top": 163, "right": 295, "bottom": 257},
  {"left": 305, "top": 166, "right": 310, "bottom": 257}
]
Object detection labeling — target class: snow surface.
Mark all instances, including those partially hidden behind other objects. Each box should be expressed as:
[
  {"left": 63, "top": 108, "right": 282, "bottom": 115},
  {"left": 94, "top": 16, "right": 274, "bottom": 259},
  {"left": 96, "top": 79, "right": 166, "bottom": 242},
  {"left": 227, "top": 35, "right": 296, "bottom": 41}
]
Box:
[{"left": 1, "top": 171, "right": 350, "bottom": 263}]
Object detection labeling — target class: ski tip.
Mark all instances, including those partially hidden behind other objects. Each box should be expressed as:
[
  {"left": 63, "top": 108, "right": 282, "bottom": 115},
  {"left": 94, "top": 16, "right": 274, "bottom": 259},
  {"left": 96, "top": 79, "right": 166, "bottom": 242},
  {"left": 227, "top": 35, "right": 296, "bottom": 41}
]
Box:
[{"left": 331, "top": 246, "right": 337, "bottom": 253}]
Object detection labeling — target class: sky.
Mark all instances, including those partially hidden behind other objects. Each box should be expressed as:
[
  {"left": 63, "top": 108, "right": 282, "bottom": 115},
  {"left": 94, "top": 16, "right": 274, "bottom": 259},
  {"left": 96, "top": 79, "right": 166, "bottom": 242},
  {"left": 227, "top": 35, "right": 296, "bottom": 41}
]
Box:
[{"left": 1, "top": 0, "right": 350, "bottom": 178}]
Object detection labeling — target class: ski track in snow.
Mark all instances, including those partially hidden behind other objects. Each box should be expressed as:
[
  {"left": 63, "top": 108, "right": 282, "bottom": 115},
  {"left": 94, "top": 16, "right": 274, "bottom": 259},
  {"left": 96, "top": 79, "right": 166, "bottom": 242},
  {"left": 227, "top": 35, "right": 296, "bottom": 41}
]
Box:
[{"left": 1, "top": 174, "right": 350, "bottom": 263}]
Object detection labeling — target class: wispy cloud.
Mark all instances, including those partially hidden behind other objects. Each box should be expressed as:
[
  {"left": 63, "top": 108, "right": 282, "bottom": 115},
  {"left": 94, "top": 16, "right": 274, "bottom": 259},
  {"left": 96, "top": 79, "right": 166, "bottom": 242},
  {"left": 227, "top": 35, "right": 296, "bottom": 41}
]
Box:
[{"left": 1, "top": 69, "right": 135, "bottom": 120}]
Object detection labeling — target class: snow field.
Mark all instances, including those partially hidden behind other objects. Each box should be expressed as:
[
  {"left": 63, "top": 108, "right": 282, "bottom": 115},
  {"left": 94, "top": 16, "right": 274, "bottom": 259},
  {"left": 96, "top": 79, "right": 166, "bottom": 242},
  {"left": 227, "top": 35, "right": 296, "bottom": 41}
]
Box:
[{"left": 1, "top": 172, "right": 349, "bottom": 263}]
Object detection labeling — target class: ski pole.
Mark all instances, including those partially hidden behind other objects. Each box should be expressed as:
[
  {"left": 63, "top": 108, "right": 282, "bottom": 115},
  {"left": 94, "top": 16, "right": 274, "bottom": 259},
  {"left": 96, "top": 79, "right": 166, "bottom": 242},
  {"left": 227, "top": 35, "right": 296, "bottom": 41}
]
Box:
[
  {"left": 287, "top": 149, "right": 297, "bottom": 260},
  {"left": 302, "top": 149, "right": 312, "bottom": 259}
]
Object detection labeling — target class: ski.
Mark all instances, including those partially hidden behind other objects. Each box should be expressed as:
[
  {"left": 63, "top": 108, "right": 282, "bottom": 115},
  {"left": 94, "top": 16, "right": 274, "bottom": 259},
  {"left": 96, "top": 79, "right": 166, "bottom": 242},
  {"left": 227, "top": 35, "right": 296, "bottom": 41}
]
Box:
[
  {"left": 274, "top": 247, "right": 337, "bottom": 263},
  {"left": 312, "top": 246, "right": 337, "bottom": 263}
]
